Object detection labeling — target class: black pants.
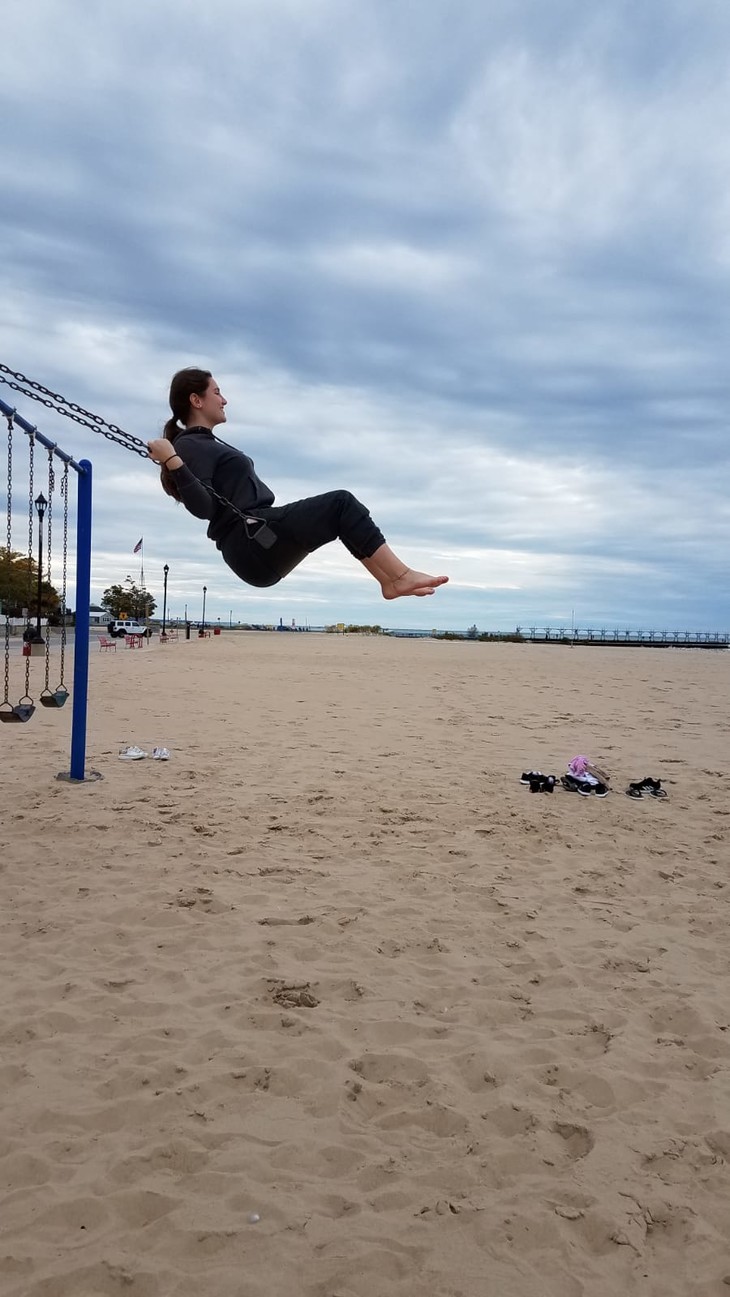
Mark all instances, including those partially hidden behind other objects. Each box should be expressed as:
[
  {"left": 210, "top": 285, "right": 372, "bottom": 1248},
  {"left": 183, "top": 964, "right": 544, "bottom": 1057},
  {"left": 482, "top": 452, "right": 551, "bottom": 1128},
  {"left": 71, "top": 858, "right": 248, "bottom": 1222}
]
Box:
[{"left": 220, "top": 490, "right": 386, "bottom": 589}]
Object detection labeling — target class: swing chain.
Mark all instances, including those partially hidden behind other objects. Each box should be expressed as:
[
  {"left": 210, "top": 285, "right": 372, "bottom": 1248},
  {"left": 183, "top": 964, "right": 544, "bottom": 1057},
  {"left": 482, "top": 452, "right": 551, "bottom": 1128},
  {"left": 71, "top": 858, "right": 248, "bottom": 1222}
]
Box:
[
  {"left": 5, "top": 416, "right": 11, "bottom": 556},
  {"left": 59, "top": 464, "right": 69, "bottom": 680},
  {"left": 0, "top": 364, "right": 150, "bottom": 459},
  {"left": 44, "top": 452, "right": 54, "bottom": 689},
  {"left": 2, "top": 617, "right": 8, "bottom": 707},
  {"left": 24, "top": 433, "right": 35, "bottom": 697},
  {"left": 26, "top": 430, "right": 35, "bottom": 597}
]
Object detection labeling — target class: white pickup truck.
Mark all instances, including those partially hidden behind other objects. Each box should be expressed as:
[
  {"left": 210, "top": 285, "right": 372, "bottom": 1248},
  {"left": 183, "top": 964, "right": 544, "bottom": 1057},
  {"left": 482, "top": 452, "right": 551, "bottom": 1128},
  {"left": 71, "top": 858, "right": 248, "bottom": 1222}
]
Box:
[{"left": 107, "top": 620, "right": 153, "bottom": 638}]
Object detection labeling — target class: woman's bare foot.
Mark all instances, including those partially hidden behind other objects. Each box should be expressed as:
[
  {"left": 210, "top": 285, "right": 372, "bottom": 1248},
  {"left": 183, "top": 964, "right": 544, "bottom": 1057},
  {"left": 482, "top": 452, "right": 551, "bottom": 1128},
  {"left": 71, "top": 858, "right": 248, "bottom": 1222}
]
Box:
[
  {"left": 381, "top": 569, "right": 449, "bottom": 600},
  {"left": 359, "top": 546, "right": 449, "bottom": 598}
]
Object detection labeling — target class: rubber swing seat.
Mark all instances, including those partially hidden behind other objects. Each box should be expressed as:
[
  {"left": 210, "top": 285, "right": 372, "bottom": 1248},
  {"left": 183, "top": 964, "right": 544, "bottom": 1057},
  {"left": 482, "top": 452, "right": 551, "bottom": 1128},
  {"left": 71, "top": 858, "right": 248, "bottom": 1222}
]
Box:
[
  {"left": 40, "top": 687, "right": 70, "bottom": 708},
  {"left": 0, "top": 699, "right": 35, "bottom": 723}
]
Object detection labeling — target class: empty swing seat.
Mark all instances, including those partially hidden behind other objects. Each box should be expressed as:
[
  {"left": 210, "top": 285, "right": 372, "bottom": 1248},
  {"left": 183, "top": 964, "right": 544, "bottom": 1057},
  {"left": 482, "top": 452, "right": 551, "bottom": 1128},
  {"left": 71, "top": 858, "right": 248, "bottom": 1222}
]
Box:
[
  {"left": 0, "top": 700, "right": 35, "bottom": 723},
  {"left": 40, "top": 687, "right": 70, "bottom": 708}
]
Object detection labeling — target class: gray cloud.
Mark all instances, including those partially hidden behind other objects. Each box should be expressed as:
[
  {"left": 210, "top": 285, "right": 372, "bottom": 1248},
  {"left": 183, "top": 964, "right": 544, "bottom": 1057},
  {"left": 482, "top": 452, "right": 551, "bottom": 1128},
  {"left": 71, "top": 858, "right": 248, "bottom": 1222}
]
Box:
[{"left": 1, "top": 0, "right": 728, "bottom": 632}]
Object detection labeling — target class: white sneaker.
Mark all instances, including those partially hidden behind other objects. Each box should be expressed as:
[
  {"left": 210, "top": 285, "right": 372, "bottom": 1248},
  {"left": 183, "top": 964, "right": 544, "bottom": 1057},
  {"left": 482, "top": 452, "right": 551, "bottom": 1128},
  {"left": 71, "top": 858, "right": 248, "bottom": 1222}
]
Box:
[
  {"left": 152, "top": 747, "right": 171, "bottom": 760},
  {"left": 118, "top": 745, "right": 148, "bottom": 760}
]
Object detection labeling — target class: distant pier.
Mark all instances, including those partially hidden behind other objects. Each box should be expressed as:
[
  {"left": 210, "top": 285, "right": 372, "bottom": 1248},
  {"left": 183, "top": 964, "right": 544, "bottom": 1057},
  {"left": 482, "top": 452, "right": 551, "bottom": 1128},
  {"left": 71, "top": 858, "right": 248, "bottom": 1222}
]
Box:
[
  {"left": 384, "top": 626, "right": 729, "bottom": 648},
  {"left": 515, "top": 627, "right": 728, "bottom": 649}
]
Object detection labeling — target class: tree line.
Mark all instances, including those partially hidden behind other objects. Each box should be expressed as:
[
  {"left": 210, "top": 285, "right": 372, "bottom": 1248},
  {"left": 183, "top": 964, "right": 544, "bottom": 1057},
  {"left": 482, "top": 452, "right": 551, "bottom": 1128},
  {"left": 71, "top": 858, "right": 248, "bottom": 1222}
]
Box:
[
  {"left": 1, "top": 550, "right": 157, "bottom": 620},
  {"left": 0, "top": 547, "right": 61, "bottom": 618}
]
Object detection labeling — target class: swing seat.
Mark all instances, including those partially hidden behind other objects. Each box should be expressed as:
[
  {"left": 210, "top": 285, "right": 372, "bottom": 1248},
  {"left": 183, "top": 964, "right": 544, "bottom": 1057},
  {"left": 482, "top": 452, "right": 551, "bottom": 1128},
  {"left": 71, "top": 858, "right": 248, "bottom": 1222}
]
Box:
[
  {"left": 40, "top": 687, "right": 70, "bottom": 709},
  {"left": 0, "top": 701, "right": 36, "bottom": 723}
]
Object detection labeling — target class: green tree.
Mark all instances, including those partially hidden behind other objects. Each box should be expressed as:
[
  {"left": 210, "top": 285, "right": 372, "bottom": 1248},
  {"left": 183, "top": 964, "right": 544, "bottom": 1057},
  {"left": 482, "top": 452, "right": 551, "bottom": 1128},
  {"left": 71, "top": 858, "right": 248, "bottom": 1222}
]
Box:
[
  {"left": 0, "top": 546, "right": 60, "bottom": 617},
  {"left": 101, "top": 580, "right": 157, "bottom": 619}
]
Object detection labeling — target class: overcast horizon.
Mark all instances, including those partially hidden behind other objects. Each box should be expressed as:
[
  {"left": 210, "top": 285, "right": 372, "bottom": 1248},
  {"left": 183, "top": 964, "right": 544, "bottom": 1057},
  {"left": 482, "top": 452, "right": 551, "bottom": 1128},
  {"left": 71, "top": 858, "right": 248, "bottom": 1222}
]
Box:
[{"left": 2, "top": 0, "right": 729, "bottom": 633}]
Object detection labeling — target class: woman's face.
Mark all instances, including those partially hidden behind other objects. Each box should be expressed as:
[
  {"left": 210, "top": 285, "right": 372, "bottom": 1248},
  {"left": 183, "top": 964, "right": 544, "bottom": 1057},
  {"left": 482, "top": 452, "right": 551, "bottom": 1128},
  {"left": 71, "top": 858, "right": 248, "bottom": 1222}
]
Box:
[{"left": 192, "top": 377, "right": 227, "bottom": 428}]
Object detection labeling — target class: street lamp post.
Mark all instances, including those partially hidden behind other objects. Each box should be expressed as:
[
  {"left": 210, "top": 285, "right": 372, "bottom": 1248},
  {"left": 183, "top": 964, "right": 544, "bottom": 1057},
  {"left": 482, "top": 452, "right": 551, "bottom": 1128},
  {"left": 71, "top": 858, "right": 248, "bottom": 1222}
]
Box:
[
  {"left": 200, "top": 585, "right": 207, "bottom": 637},
  {"left": 161, "top": 564, "right": 169, "bottom": 641},
  {"left": 32, "top": 493, "right": 48, "bottom": 644}
]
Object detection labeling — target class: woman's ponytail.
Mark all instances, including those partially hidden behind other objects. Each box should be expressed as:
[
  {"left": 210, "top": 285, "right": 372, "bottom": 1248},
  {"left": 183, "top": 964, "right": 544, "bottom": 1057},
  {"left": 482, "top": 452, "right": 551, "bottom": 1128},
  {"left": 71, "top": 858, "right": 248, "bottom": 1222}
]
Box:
[
  {"left": 159, "top": 367, "right": 212, "bottom": 502},
  {"left": 163, "top": 416, "right": 180, "bottom": 443}
]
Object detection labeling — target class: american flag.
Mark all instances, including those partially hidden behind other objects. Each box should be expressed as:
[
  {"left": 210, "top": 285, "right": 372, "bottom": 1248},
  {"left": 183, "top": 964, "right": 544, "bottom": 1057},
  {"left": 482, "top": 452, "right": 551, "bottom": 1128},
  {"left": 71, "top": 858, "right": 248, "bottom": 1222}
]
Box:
[{"left": 133, "top": 538, "right": 143, "bottom": 554}]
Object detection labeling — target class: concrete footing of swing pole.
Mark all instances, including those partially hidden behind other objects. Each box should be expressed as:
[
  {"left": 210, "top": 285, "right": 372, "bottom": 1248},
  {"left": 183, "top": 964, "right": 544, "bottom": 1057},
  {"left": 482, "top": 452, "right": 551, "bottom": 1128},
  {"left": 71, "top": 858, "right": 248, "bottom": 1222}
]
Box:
[{"left": 55, "top": 770, "right": 104, "bottom": 784}]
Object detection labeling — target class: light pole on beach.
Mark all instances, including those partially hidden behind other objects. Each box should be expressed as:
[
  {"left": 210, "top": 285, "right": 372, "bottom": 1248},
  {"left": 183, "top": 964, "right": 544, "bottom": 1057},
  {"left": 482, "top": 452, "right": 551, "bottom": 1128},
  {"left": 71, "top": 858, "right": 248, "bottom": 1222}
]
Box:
[
  {"left": 161, "top": 564, "right": 169, "bottom": 641},
  {"left": 32, "top": 493, "right": 48, "bottom": 644},
  {"left": 200, "top": 585, "right": 207, "bottom": 636}
]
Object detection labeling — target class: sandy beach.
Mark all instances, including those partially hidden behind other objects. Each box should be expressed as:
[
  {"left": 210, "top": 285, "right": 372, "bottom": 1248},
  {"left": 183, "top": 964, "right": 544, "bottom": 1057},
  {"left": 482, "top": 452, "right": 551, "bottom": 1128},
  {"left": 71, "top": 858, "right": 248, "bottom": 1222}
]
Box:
[{"left": 1, "top": 632, "right": 729, "bottom": 1297}]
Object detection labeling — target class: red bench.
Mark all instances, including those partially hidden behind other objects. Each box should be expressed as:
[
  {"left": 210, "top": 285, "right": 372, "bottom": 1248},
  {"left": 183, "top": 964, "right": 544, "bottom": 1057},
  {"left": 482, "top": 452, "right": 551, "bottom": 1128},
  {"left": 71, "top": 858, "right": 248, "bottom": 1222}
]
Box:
[{"left": 99, "top": 636, "right": 117, "bottom": 652}]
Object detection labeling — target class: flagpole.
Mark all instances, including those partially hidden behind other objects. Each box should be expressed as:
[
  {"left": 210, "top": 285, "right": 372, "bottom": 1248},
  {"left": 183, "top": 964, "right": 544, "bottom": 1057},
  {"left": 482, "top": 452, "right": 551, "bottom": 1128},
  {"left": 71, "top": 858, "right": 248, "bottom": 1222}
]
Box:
[
  {"left": 139, "top": 542, "right": 146, "bottom": 624},
  {"left": 132, "top": 538, "right": 144, "bottom": 620}
]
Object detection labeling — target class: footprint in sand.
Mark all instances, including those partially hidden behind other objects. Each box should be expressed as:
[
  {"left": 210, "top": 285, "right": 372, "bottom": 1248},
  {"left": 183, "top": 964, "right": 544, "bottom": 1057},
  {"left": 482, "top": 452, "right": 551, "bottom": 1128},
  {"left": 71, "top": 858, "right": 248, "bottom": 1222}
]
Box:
[
  {"left": 349, "top": 1053, "right": 430, "bottom": 1086},
  {"left": 549, "top": 1120, "right": 595, "bottom": 1160},
  {"left": 484, "top": 1104, "right": 538, "bottom": 1138}
]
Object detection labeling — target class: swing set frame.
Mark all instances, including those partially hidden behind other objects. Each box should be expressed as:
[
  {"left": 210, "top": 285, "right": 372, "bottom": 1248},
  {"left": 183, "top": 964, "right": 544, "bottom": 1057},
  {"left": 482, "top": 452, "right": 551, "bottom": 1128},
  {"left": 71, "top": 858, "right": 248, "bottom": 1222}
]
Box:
[
  {"left": 1, "top": 394, "right": 94, "bottom": 782},
  {"left": 0, "top": 358, "right": 284, "bottom": 782}
]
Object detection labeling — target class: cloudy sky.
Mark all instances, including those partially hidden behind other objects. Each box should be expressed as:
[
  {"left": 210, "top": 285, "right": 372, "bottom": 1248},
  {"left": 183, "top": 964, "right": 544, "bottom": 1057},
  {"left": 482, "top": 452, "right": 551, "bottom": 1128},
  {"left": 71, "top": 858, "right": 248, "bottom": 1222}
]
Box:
[{"left": 2, "top": 0, "right": 729, "bottom": 632}]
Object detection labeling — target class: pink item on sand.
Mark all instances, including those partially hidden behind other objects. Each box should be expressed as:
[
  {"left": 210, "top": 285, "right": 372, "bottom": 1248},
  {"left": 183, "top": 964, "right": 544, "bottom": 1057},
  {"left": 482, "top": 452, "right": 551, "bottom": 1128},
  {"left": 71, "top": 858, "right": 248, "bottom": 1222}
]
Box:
[{"left": 568, "top": 755, "right": 591, "bottom": 777}]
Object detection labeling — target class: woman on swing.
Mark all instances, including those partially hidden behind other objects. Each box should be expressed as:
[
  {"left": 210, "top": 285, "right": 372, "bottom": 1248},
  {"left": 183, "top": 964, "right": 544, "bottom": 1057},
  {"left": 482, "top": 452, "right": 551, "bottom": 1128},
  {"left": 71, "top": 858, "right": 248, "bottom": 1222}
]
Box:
[{"left": 147, "top": 368, "right": 449, "bottom": 599}]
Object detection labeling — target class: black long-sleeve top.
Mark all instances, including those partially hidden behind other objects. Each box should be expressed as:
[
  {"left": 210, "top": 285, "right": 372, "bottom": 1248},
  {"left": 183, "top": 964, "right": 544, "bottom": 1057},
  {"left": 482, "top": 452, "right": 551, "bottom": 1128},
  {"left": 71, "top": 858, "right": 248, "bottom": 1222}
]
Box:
[{"left": 167, "top": 427, "right": 275, "bottom": 543}]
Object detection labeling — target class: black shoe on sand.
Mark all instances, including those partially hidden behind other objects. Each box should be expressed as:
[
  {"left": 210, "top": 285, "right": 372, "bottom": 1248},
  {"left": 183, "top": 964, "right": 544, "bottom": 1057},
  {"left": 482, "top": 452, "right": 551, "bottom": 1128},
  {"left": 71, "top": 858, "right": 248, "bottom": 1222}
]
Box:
[
  {"left": 561, "top": 774, "right": 591, "bottom": 797},
  {"left": 634, "top": 777, "right": 668, "bottom": 798}
]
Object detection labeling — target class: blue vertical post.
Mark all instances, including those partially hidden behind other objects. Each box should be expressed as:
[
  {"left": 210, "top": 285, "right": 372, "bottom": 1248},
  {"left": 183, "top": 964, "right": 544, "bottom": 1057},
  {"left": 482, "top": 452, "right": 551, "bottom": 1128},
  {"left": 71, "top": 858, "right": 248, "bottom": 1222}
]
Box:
[{"left": 69, "top": 459, "right": 92, "bottom": 780}]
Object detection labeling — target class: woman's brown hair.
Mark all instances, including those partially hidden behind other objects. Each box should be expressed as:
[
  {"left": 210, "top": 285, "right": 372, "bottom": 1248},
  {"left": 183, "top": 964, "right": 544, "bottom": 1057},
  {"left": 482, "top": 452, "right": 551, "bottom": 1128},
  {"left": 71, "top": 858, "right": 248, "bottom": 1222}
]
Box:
[{"left": 160, "top": 367, "right": 212, "bottom": 500}]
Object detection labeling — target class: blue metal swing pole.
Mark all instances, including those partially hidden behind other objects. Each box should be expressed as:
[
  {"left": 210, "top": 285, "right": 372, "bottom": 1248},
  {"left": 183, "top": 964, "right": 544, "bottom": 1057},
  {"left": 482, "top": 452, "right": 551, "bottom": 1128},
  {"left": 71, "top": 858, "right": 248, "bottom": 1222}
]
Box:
[{"left": 68, "top": 459, "right": 92, "bottom": 781}]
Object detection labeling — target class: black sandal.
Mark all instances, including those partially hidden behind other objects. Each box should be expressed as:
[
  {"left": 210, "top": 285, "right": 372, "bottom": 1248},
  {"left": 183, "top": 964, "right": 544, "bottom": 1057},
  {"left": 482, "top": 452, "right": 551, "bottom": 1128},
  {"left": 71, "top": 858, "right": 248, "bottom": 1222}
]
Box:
[
  {"left": 626, "top": 778, "right": 668, "bottom": 799},
  {"left": 644, "top": 778, "right": 668, "bottom": 798}
]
